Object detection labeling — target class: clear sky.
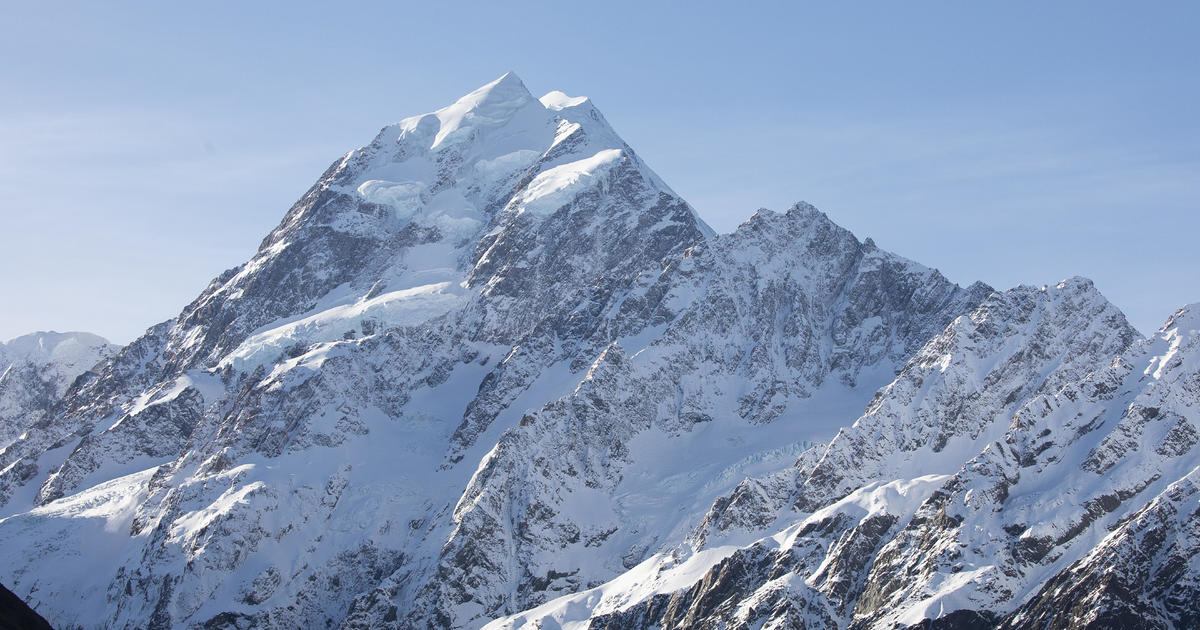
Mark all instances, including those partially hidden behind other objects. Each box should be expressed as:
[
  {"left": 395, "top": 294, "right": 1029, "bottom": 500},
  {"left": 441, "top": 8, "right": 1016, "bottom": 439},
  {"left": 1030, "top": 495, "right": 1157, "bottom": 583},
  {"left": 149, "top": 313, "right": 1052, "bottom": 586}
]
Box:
[{"left": 2, "top": 2, "right": 1196, "bottom": 343}]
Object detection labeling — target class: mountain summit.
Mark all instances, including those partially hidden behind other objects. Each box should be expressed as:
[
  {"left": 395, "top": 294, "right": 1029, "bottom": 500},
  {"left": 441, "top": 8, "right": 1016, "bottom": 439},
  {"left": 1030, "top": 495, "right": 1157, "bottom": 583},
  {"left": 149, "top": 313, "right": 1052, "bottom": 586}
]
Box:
[
  {"left": 0, "top": 75, "right": 1196, "bottom": 630},
  {"left": 401, "top": 71, "right": 538, "bottom": 150}
]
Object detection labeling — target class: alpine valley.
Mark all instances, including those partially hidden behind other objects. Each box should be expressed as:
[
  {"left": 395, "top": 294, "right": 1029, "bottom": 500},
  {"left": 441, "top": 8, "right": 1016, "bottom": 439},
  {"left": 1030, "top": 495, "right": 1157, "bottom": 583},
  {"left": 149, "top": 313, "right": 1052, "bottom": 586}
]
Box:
[{"left": 1, "top": 74, "right": 1197, "bottom": 630}]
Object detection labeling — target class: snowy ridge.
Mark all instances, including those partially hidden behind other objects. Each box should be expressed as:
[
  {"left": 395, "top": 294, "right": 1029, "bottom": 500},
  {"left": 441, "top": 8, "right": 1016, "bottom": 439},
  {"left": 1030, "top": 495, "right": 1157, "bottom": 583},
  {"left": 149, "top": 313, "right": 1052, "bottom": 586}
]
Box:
[
  {"left": 0, "top": 75, "right": 1196, "bottom": 630},
  {"left": 487, "top": 289, "right": 1198, "bottom": 630},
  {"left": 381, "top": 202, "right": 989, "bottom": 628}
]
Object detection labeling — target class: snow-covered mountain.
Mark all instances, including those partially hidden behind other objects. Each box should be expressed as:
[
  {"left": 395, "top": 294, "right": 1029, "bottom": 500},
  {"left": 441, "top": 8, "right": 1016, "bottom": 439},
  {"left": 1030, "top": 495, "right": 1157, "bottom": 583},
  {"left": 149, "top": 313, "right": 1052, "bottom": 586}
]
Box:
[
  {"left": 0, "top": 74, "right": 1196, "bottom": 630},
  {"left": 0, "top": 331, "right": 119, "bottom": 452}
]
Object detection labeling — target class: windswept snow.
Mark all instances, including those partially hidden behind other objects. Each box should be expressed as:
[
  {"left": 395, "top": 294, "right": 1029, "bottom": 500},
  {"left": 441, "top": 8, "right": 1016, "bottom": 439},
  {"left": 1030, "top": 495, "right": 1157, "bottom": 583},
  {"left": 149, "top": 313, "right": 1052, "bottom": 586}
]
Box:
[
  {"left": 539, "top": 90, "right": 591, "bottom": 111},
  {"left": 221, "top": 281, "right": 471, "bottom": 372},
  {"left": 513, "top": 149, "right": 624, "bottom": 216}
]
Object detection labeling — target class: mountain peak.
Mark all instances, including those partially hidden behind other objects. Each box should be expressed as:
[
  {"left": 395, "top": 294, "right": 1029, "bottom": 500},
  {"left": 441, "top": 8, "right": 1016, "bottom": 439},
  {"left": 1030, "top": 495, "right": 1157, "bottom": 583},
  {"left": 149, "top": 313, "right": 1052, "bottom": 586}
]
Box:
[
  {"left": 1160, "top": 302, "right": 1200, "bottom": 335},
  {"left": 464, "top": 71, "right": 532, "bottom": 106},
  {"left": 495, "top": 69, "right": 522, "bottom": 84},
  {"left": 11, "top": 75, "right": 1193, "bottom": 630},
  {"left": 1054, "top": 275, "right": 1095, "bottom": 291},
  {"left": 387, "top": 72, "right": 538, "bottom": 150},
  {"left": 432, "top": 72, "right": 535, "bottom": 146},
  {"left": 2, "top": 330, "right": 115, "bottom": 366}
]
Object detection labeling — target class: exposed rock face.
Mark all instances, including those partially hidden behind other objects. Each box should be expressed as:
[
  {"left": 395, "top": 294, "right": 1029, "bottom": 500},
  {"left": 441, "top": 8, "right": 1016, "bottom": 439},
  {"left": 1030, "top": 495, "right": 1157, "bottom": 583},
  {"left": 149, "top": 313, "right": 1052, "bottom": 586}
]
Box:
[
  {"left": 383, "top": 205, "right": 992, "bottom": 629},
  {"left": 999, "top": 466, "right": 1200, "bottom": 630},
  {"left": 489, "top": 302, "right": 1198, "bottom": 630},
  {"left": 0, "top": 580, "right": 54, "bottom": 630},
  {"left": 1, "top": 74, "right": 1196, "bottom": 630}
]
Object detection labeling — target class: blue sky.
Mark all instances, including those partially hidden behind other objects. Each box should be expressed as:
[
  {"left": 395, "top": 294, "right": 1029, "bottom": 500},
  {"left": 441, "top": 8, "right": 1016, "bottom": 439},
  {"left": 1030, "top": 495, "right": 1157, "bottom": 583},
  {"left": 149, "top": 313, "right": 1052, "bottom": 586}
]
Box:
[{"left": 1, "top": 2, "right": 1196, "bottom": 343}]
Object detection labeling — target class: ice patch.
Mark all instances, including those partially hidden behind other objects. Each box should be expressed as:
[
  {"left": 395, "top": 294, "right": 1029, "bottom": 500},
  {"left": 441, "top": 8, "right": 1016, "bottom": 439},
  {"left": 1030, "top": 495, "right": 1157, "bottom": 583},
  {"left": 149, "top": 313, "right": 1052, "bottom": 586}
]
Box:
[
  {"left": 539, "top": 91, "right": 590, "bottom": 111},
  {"left": 356, "top": 180, "right": 426, "bottom": 221},
  {"left": 222, "top": 282, "right": 472, "bottom": 371},
  {"left": 417, "top": 188, "right": 485, "bottom": 241},
  {"left": 515, "top": 149, "right": 623, "bottom": 216},
  {"left": 475, "top": 149, "right": 540, "bottom": 178}
]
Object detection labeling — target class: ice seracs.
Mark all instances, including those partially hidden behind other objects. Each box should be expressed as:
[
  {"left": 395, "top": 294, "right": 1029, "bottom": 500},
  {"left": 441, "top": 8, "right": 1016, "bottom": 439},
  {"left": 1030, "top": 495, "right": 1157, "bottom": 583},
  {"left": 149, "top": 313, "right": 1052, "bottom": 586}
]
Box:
[
  {"left": 539, "top": 90, "right": 590, "bottom": 111},
  {"left": 511, "top": 148, "right": 624, "bottom": 216}
]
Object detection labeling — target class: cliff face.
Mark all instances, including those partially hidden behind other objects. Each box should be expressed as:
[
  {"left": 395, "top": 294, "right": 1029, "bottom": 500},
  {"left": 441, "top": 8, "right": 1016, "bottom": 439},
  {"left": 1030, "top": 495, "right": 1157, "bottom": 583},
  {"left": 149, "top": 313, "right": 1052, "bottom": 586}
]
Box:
[{"left": 0, "top": 581, "right": 54, "bottom": 630}]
